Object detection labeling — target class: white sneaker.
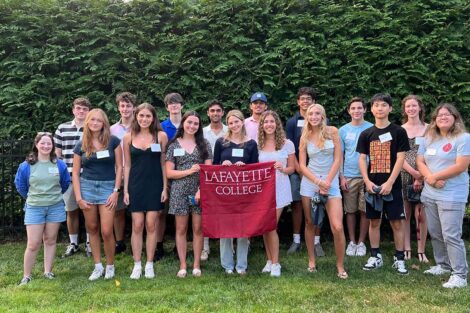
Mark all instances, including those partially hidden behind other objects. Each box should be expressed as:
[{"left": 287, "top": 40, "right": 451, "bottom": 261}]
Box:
[
  {"left": 442, "top": 275, "right": 467, "bottom": 288},
  {"left": 270, "top": 263, "right": 281, "bottom": 277},
  {"left": 104, "top": 265, "right": 115, "bottom": 279},
  {"left": 356, "top": 242, "right": 367, "bottom": 257},
  {"left": 424, "top": 265, "right": 451, "bottom": 276},
  {"left": 346, "top": 241, "right": 357, "bottom": 256},
  {"left": 201, "top": 249, "right": 209, "bottom": 261},
  {"left": 262, "top": 261, "right": 272, "bottom": 273},
  {"left": 130, "top": 265, "right": 142, "bottom": 279},
  {"left": 363, "top": 254, "right": 383, "bottom": 270},
  {"left": 144, "top": 264, "right": 155, "bottom": 279},
  {"left": 392, "top": 257, "right": 408, "bottom": 275},
  {"left": 88, "top": 267, "right": 104, "bottom": 281}
]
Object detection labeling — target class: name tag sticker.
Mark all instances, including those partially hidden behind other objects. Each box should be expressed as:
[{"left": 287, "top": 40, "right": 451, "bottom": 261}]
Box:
[
  {"left": 297, "top": 120, "right": 305, "bottom": 128},
  {"left": 426, "top": 148, "right": 437, "bottom": 156},
  {"left": 48, "top": 167, "right": 59, "bottom": 175},
  {"left": 232, "top": 149, "right": 244, "bottom": 157},
  {"left": 415, "top": 137, "right": 425, "bottom": 146},
  {"left": 379, "top": 132, "right": 392, "bottom": 143},
  {"left": 96, "top": 150, "right": 110, "bottom": 159},
  {"left": 173, "top": 148, "right": 185, "bottom": 157},
  {"left": 151, "top": 143, "right": 161, "bottom": 152},
  {"left": 346, "top": 132, "right": 356, "bottom": 141}
]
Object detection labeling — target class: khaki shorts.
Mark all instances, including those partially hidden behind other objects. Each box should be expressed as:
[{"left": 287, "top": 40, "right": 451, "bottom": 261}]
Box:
[
  {"left": 342, "top": 177, "right": 365, "bottom": 214},
  {"left": 63, "top": 184, "right": 79, "bottom": 212}
]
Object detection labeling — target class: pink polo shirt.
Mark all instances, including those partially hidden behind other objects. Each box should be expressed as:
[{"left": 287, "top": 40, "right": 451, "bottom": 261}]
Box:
[{"left": 244, "top": 116, "right": 259, "bottom": 142}]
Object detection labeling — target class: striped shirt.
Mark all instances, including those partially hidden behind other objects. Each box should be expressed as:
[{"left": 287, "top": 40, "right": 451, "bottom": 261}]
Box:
[{"left": 54, "top": 120, "right": 83, "bottom": 173}]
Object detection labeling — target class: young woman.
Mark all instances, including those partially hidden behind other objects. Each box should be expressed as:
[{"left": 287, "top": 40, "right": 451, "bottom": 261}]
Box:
[
  {"left": 417, "top": 103, "right": 470, "bottom": 288},
  {"left": 258, "top": 111, "right": 295, "bottom": 277},
  {"left": 72, "top": 109, "right": 122, "bottom": 281},
  {"left": 165, "top": 111, "right": 212, "bottom": 278},
  {"left": 213, "top": 110, "right": 259, "bottom": 275},
  {"left": 400, "top": 95, "right": 429, "bottom": 263},
  {"left": 123, "top": 103, "right": 168, "bottom": 279},
  {"left": 15, "top": 132, "right": 70, "bottom": 285},
  {"left": 299, "top": 104, "right": 347, "bottom": 279}
]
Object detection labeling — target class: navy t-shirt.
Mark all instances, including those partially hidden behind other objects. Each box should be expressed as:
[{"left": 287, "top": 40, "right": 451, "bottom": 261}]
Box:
[
  {"left": 213, "top": 138, "right": 259, "bottom": 165},
  {"left": 74, "top": 135, "right": 121, "bottom": 181}
]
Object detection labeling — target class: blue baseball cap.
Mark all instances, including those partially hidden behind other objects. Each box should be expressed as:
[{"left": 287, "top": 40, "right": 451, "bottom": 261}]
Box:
[{"left": 250, "top": 92, "right": 268, "bottom": 104}]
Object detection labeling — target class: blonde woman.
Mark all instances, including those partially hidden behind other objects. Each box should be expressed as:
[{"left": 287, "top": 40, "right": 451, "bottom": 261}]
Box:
[
  {"left": 213, "top": 110, "right": 258, "bottom": 275},
  {"left": 72, "top": 109, "right": 122, "bottom": 281},
  {"left": 417, "top": 103, "right": 470, "bottom": 288},
  {"left": 299, "top": 104, "right": 347, "bottom": 278},
  {"left": 258, "top": 111, "right": 295, "bottom": 277}
]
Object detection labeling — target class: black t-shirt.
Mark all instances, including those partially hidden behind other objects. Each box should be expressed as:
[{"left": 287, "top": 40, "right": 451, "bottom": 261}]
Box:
[{"left": 356, "top": 123, "right": 409, "bottom": 188}]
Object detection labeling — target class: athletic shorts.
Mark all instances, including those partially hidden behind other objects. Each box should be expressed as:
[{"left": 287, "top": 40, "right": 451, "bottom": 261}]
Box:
[
  {"left": 342, "top": 177, "right": 366, "bottom": 213},
  {"left": 365, "top": 188, "right": 405, "bottom": 220},
  {"left": 63, "top": 184, "right": 78, "bottom": 212},
  {"left": 289, "top": 173, "right": 301, "bottom": 202}
]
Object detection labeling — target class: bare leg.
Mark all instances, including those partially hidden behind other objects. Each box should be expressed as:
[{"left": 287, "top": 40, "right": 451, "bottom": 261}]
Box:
[
  {"left": 358, "top": 211, "right": 369, "bottom": 244},
  {"left": 24, "top": 224, "right": 45, "bottom": 277},
  {"left": 390, "top": 219, "right": 405, "bottom": 251},
  {"left": 131, "top": 212, "right": 144, "bottom": 262},
  {"left": 145, "top": 211, "right": 159, "bottom": 262},
  {"left": 192, "top": 214, "right": 203, "bottom": 270},
  {"left": 43, "top": 223, "right": 61, "bottom": 273},
  {"left": 82, "top": 205, "right": 101, "bottom": 264},
  {"left": 114, "top": 209, "right": 126, "bottom": 242},
  {"left": 326, "top": 198, "right": 346, "bottom": 273},
  {"left": 292, "top": 200, "right": 303, "bottom": 236},
  {"left": 346, "top": 213, "right": 357, "bottom": 243},
  {"left": 175, "top": 215, "right": 189, "bottom": 270},
  {"left": 66, "top": 210, "right": 79, "bottom": 240},
  {"left": 369, "top": 218, "right": 381, "bottom": 249},
  {"left": 302, "top": 196, "right": 316, "bottom": 269},
  {"left": 156, "top": 212, "right": 166, "bottom": 244},
  {"left": 415, "top": 203, "right": 428, "bottom": 257},
  {"left": 98, "top": 204, "right": 116, "bottom": 265},
  {"left": 403, "top": 200, "right": 412, "bottom": 258}
]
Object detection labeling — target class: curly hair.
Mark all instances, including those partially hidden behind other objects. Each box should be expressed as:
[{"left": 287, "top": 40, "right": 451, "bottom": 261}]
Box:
[
  {"left": 426, "top": 103, "right": 467, "bottom": 143},
  {"left": 299, "top": 103, "right": 332, "bottom": 150},
  {"left": 81, "top": 109, "right": 111, "bottom": 158},
  {"left": 258, "top": 110, "right": 286, "bottom": 151}
]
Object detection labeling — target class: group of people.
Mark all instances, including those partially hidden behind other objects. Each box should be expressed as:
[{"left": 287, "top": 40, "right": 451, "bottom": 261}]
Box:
[{"left": 14, "top": 88, "right": 469, "bottom": 288}]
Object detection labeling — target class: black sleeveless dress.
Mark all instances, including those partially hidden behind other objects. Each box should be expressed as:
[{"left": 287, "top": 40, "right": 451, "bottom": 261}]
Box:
[{"left": 128, "top": 143, "right": 164, "bottom": 212}]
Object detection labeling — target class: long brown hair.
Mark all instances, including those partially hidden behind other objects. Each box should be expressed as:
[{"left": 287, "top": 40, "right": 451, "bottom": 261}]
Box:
[
  {"left": 223, "top": 110, "right": 247, "bottom": 147},
  {"left": 426, "top": 103, "right": 467, "bottom": 143},
  {"left": 131, "top": 103, "right": 163, "bottom": 142},
  {"left": 258, "top": 110, "right": 286, "bottom": 151},
  {"left": 81, "top": 109, "right": 111, "bottom": 158},
  {"left": 27, "top": 132, "right": 57, "bottom": 165},
  {"left": 402, "top": 95, "right": 425, "bottom": 124},
  {"left": 299, "top": 103, "right": 331, "bottom": 150}
]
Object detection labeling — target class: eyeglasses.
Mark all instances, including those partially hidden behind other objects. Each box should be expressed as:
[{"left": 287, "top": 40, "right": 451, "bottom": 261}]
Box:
[
  {"left": 436, "top": 113, "right": 453, "bottom": 118},
  {"left": 37, "top": 132, "right": 52, "bottom": 136}
]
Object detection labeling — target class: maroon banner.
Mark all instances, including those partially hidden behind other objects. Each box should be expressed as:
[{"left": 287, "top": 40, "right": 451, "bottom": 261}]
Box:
[{"left": 200, "top": 162, "right": 276, "bottom": 238}]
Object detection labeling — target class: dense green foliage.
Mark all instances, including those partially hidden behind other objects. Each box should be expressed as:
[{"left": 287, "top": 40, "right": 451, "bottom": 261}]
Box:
[{"left": 0, "top": 0, "right": 469, "bottom": 139}]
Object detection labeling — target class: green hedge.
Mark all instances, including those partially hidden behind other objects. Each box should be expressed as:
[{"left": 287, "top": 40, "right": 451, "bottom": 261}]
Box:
[{"left": 0, "top": 0, "right": 469, "bottom": 139}]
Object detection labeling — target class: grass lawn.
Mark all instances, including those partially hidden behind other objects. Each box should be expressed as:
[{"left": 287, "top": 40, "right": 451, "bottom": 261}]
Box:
[{"left": 0, "top": 239, "right": 469, "bottom": 313}]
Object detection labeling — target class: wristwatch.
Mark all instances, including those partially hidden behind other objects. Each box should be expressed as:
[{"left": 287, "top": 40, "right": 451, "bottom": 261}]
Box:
[{"left": 113, "top": 187, "right": 121, "bottom": 193}]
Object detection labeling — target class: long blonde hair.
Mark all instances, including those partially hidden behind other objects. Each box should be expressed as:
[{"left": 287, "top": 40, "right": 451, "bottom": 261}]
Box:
[
  {"left": 258, "top": 110, "right": 286, "bottom": 150},
  {"left": 426, "top": 103, "right": 466, "bottom": 143},
  {"left": 299, "top": 103, "right": 331, "bottom": 150},
  {"left": 81, "top": 109, "right": 111, "bottom": 158},
  {"left": 223, "top": 110, "right": 247, "bottom": 146}
]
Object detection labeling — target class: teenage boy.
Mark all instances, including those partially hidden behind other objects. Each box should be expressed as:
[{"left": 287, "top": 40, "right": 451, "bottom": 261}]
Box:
[
  {"left": 339, "top": 97, "right": 373, "bottom": 257},
  {"left": 356, "top": 93, "right": 410, "bottom": 274},
  {"left": 244, "top": 92, "right": 267, "bottom": 141},
  {"left": 202, "top": 100, "right": 228, "bottom": 261},
  {"left": 285, "top": 87, "right": 325, "bottom": 256},
  {"left": 110, "top": 92, "right": 137, "bottom": 254},
  {"left": 54, "top": 97, "right": 92, "bottom": 257},
  {"left": 157, "top": 92, "right": 184, "bottom": 260}
]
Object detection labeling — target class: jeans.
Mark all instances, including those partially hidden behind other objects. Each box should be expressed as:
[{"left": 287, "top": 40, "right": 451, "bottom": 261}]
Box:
[
  {"left": 422, "top": 196, "right": 468, "bottom": 279},
  {"left": 220, "top": 237, "right": 249, "bottom": 272}
]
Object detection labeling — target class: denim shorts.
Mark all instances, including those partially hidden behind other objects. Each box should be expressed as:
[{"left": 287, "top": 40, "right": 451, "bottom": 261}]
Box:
[
  {"left": 300, "top": 174, "right": 342, "bottom": 199},
  {"left": 80, "top": 178, "right": 115, "bottom": 205},
  {"left": 24, "top": 201, "right": 66, "bottom": 225}
]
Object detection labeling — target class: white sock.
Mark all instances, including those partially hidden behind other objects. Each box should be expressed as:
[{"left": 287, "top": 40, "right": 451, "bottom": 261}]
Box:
[
  {"left": 69, "top": 234, "right": 78, "bottom": 245},
  {"left": 145, "top": 261, "right": 153, "bottom": 269},
  {"left": 86, "top": 233, "right": 90, "bottom": 244},
  {"left": 95, "top": 263, "right": 103, "bottom": 270},
  {"left": 314, "top": 236, "right": 320, "bottom": 245},
  {"left": 203, "top": 237, "right": 210, "bottom": 250},
  {"left": 134, "top": 261, "right": 142, "bottom": 268},
  {"left": 293, "top": 234, "right": 301, "bottom": 244},
  {"left": 106, "top": 264, "right": 114, "bottom": 271}
]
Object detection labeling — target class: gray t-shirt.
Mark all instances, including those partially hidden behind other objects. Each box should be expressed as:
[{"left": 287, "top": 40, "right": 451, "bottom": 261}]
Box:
[
  {"left": 418, "top": 133, "right": 470, "bottom": 202},
  {"left": 74, "top": 136, "right": 121, "bottom": 181}
]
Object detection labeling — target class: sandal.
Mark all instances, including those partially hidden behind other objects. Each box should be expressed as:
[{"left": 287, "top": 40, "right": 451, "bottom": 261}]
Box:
[
  {"left": 337, "top": 271, "right": 348, "bottom": 279},
  {"left": 417, "top": 252, "right": 429, "bottom": 264},
  {"left": 404, "top": 250, "right": 412, "bottom": 261},
  {"left": 192, "top": 268, "right": 202, "bottom": 277},
  {"left": 307, "top": 266, "right": 317, "bottom": 273},
  {"left": 176, "top": 269, "right": 187, "bottom": 278}
]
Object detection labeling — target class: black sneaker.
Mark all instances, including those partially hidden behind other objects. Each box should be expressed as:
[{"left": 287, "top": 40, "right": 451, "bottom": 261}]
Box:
[
  {"left": 115, "top": 242, "right": 126, "bottom": 254},
  {"left": 62, "top": 243, "right": 80, "bottom": 258}
]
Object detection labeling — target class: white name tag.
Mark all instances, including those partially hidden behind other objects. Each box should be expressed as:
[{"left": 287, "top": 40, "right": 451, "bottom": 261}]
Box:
[
  {"left": 173, "top": 148, "right": 185, "bottom": 157},
  {"left": 297, "top": 120, "right": 305, "bottom": 128},
  {"left": 426, "top": 148, "right": 437, "bottom": 156},
  {"left": 151, "top": 143, "right": 161, "bottom": 152},
  {"left": 232, "top": 149, "right": 244, "bottom": 157},
  {"left": 415, "top": 137, "right": 425, "bottom": 146},
  {"left": 96, "top": 150, "right": 110, "bottom": 159},
  {"left": 379, "top": 132, "right": 392, "bottom": 143},
  {"left": 48, "top": 167, "right": 59, "bottom": 174},
  {"left": 346, "top": 132, "right": 356, "bottom": 141}
]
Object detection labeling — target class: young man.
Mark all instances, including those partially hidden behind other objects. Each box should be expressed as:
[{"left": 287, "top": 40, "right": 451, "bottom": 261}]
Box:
[
  {"left": 356, "top": 93, "right": 410, "bottom": 274},
  {"left": 244, "top": 92, "right": 267, "bottom": 141},
  {"left": 285, "top": 87, "right": 325, "bottom": 256},
  {"left": 202, "top": 100, "right": 228, "bottom": 261},
  {"left": 110, "top": 92, "right": 137, "bottom": 254},
  {"left": 157, "top": 92, "right": 184, "bottom": 260},
  {"left": 54, "top": 97, "right": 91, "bottom": 257},
  {"left": 339, "top": 97, "right": 373, "bottom": 257}
]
